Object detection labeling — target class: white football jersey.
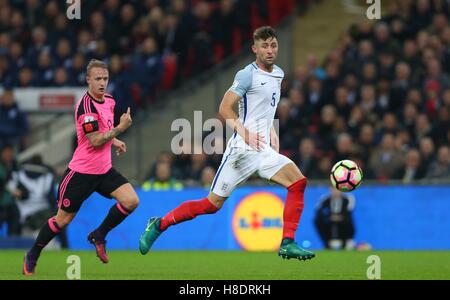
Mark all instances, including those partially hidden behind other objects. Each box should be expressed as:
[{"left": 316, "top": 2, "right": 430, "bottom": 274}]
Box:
[{"left": 228, "top": 61, "right": 284, "bottom": 149}]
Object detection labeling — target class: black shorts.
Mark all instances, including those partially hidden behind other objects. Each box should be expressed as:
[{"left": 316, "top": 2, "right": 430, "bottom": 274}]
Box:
[{"left": 57, "top": 168, "right": 129, "bottom": 213}]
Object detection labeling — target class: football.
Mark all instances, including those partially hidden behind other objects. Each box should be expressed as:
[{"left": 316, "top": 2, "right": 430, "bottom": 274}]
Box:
[{"left": 330, "top": 160, "right": 363, "bottom": 192}]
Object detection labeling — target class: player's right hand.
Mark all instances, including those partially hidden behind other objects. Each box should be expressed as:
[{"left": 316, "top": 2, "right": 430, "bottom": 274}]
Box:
[
  {"left": 118, "top": 107, "right": 132, "bottom": 131},
  {"left": 246, "top": 131, "right": 265, "bottom": 151}
]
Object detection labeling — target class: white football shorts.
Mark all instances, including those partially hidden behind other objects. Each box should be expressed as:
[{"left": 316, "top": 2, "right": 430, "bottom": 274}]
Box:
[{"left": 210, "top": 145, "right": 293, "bottom": 197}]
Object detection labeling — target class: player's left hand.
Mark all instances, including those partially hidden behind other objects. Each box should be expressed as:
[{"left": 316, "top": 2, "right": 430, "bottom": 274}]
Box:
[{"left": 114, "top": 139, "right": 127, "bottom": 156}]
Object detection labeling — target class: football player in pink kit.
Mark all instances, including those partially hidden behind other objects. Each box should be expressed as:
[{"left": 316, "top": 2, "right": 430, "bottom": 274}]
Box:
[{"left": 23, "top": 59, "right": 139, "bottom": 275}]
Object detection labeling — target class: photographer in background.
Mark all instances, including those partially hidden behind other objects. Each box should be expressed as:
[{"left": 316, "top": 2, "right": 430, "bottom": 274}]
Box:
[
  {"left": 0, "top": 144, "right": 21, "bottom": 236},
  {"left": 8, "top": 155, "right": 68, "bottom": 248},
  {"left": 314, "top": 188, "right": 356, "bottom": 250}
]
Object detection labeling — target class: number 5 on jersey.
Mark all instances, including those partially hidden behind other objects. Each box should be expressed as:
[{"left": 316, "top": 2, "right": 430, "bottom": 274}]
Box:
[{"left": 270, "top": 92, "right": 276, "bottom": 107}]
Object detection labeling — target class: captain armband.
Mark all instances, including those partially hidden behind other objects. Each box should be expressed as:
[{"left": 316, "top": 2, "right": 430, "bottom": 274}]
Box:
[{"left": 82, "top": 115, "right": 99, "bottom": 134}]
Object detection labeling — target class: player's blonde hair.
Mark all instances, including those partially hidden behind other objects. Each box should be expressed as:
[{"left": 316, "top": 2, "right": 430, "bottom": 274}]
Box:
[{"left": 86, "top": 59, "right": 108, "bottom": 76}]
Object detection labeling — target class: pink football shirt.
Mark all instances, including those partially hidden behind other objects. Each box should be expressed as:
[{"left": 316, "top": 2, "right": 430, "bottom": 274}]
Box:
[{"left": 68, "top": 92, "right": 116, "bottom": 174}]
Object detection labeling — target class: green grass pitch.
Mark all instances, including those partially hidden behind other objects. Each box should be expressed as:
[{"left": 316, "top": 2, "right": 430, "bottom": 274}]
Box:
[{"left": 2, "top": 250, "right": 449, "bottom": 280}]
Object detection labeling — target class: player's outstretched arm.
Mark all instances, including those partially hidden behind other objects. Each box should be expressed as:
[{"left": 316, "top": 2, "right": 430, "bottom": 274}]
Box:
[
  {"left": 219, "top": 91, "right": 265, "bottom": 151},
  {"left": 86, "top": 107, "right": 132, "bottom": 148}
]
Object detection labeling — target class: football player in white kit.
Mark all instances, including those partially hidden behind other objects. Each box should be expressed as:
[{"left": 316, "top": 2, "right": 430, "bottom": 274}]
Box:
[{"left": 140, "top": 26, "right": 315, "bottom": 261}]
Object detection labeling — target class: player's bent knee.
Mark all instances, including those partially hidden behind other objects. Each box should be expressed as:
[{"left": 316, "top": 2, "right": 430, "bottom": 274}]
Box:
[
  {"left": 207, "top": 193, "right": 226, "bottom": 210},
  {"left": 287, "top": 163, "right": 305, "bottom": 180},
  {"left": 54, "top": 214, "right": 74, "bottom": 229},
  {"left": 121, "top": 196, "right": 139, "bottom": 211},
  {"left": 130, "top": 196, "right": 140, "bottom": 210}
]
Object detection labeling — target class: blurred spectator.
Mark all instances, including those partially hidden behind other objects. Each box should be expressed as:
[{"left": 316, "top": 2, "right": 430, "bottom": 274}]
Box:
[
  {"left": 35, "top": 50, "right": 53, "bottom": 86},
  {"left": 0, "top": 56, "right": 11, "bottom": 88},
  {"left": 347, "top": 105, "right": 366, "bottom": 137},
  {"left": 378, "top": 112, "right": 399, "bottom": 140},
  {"left": 419, "top": 137, "right": 436, "bottom": 167},
  {"left": 376, "top": 77, "right": 393, "bottom": 114},
  {"left": 291, "top": 65, "right": 308, "bottom": 90},
  {"left": 391, "top": 62, "right": 412, "bottom": 106},
  {"left": 357, "top": 123, "right": 376, "bottom": 165},
  {"left": 131, "top": 37, "right": 163, "bottom": 105},
  {"left": 434, "top": 107, "right": 450, "bottom": 146},
  {"left": 359, "top": 84, "right": 379, "bottom": 121},
  {"left": 0, "top": 88, "right": 29, "bottom": 150},
  {"left": 14, "top": 67, "right": 34, "bottom": 87},
  {"left": 49, "top": 14, "right": 76, "bottom": 48},
  {"left": 304, "top": 76, "right": 325, "bottom": 114},
  {"left": 343, "top": 73, "right": 359, "bottom": 105},
  {"left": 361, "top": 62, "right": 378, "bottom": 85},
  {"left": 402, "top": 102, "right": 419, "bottom": 135},
  {"left": 317, "top": 105, "right": 338, "bottom": 152},
  {"left": 144, "top": 151, "right": 180, "bottom": 180},
  {"left": 142, "top": 161, "right": 183, "bottom": 191},
  {"left": 294, "top": 137, "right": 318, "bottom": 178},
  {"left": 8, "top": 42, "right": 26, "bottom": 81},
  {"left": 334, "top": 86, "right": 352, "bottom": 119},
  {"left": 187, "top": 153, "right": 209, "bottom": 184},
  {"left": 322, "top": 62, "right": 339, "bottom": 101},
  {"left": 425, "top": 58, "right": 450, "bottom": 90},
  {"left": 108, "top": 54, "right": 135, "bottom": 124},
  {"left": 316, "top": 156, "right": 334, "bottom": 179},
  {"left": 276, "top": 99, "right": 296, "bottom": 151},
  {"left": 68, "top": 53, "right": 86, "bottom": 86},
  {"left": 0, "top": 144, "right": 20, "bottom": 236},
  {"left": 378, "top": 50, "right": 396, "bottom": 80},
  {"left": 368, "top": 133, "right": 404, "bottom": 180},
  {"left": 54, "top": 38, "right": 72, "bottom": 69},
  {"left": 373, "top": 22, "right": 401, "bottom": 55},
  {"left": 395, "top": 128, "right": 413, "bottom": 153},
  {"left": 200, "top": 166, "right": 216, "bottom": 188},
  {"left": 25, "top": 26, "right": 50, "bottom": 68},
  {"left": 424, "top": 79, "right": 440, "bottom": 118},
  {"left": 314, "top": 188, "right": 356, "bottom": 250},
  {"left": 288, "top": 88, "right": 311, "bottom": 138},
  {"left": 393, "top": 148, "right": 427, "bottom": 183},
  {"left": 334, "top": 133, "right": 356, "bottom": 162},
  {"left": 52, "top": 67, "right": 70, "bottom": 87},
  {"left": 426, "top": 145, "right": 450, "bottom": 179},
  {"left": 414, "top": 113, "right": 433, "bottom": 143}
]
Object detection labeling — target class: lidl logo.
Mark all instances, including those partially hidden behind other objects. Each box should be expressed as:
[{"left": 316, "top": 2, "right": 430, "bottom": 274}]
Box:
[{"left": 232, "top": 192, "right": 284, "bottom": 251}]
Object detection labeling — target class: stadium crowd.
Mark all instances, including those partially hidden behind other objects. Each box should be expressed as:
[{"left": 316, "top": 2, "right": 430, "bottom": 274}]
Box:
[
  {"left": 0, "top": 0, "right": 299, "bottom": 151},
  {"left": 272, "top": 0, "right": 450, "bottom": 182},
  {"left": 144, "top": 0, "right": 450, "bottom": 187},
  {"left": 1, "top": 0, "right": 449, "bottom": 200},
  {"left": 0, "top": 0, "right": 297, "bottom": 109}
]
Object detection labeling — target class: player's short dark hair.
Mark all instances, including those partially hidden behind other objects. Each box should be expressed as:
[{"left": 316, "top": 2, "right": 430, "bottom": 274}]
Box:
[
  {"left": 86, "top": 59, "right": 108, "bottom": 76},
  {"left": 253, "top": 26, "right": 278, "bottom": 43}
]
